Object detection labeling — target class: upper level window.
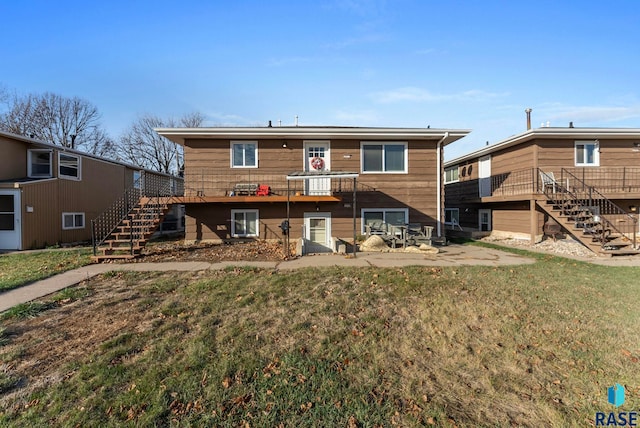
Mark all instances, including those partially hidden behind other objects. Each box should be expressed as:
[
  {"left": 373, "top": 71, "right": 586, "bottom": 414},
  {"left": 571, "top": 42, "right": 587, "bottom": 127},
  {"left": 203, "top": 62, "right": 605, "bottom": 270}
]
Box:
[
  {"left": 445, "top": 166, "right": 459, "bottom": 183},
  {"left": 361, "top": 142, "right": 407, "bottom": 173},
  {"left": 575, "top": 141, "right": 599, "bottom": 166},
  {"left": 27, "top": 149, "right": 52, "bottom": 178},
  {"left": 59, "top": 153, "right": 81, "bottom": 180},
  {"left": 231, "top": 141, "right": 258, "bottom": 168}
]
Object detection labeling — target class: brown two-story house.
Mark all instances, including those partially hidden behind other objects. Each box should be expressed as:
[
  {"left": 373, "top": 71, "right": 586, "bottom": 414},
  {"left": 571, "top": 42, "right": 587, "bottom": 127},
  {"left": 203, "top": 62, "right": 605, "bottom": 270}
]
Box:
[
  {"left": 445, "top": 126, "right": 640, "bottom": 255},
  {"left": 157, "top": 126, "right": 469, "bottom": 253},
  {"left": 0, "top": 130, "right": 181, "bottom": 252}
]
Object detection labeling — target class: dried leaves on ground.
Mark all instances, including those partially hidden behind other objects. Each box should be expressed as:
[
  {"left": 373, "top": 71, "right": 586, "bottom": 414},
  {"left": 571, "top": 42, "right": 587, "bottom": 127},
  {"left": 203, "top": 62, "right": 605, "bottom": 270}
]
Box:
[{"left": 132, "top": 240, "right": 293, "bottom": 263}]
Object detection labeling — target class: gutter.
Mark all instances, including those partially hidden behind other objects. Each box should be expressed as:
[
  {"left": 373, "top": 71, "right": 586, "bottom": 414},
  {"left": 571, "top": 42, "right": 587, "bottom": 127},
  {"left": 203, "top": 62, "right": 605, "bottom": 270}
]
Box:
[{"left": 436, "top": 132, "right": 449, "bottom": 238}]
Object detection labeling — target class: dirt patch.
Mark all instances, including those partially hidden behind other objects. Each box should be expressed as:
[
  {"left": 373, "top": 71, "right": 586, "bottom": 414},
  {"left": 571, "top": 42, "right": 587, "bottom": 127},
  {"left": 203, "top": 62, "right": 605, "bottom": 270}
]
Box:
[{"left": 116, "top": 240, "right": 293, "bottom": 263}]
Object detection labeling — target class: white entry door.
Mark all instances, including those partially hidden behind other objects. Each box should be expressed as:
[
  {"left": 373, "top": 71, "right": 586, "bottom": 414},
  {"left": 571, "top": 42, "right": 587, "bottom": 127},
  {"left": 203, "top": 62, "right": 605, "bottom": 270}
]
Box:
[
  {"left": 479, "top": 209, "right": 492, "bottom": 232},
  {"left": 304, "top": 212, "right": 332, "bottom": 253},
  {"left": 304, "top": 141, "right": 330, "bottom": 195},
  {"left": 0, "top": 190, "right": 21, "bottom": 250},
  {"left": 478, "top": 155, "right": 491, "bottom": 197}
]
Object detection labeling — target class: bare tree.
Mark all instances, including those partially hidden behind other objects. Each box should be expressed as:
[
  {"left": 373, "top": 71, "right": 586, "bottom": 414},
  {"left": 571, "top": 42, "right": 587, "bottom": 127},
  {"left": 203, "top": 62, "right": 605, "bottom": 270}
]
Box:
[
  {"left": 0, "top": 91, "right": 116, "bottom": 157},
  {"left": 119, "top": 112, "right": 205, "bottom": 174}
]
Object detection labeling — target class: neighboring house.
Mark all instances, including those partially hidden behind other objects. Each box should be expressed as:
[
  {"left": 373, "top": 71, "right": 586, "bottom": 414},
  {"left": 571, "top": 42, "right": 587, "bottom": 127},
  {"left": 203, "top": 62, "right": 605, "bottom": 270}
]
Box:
[
  {"left": 156, "top": 126, "right": 469, "bottom": 253},
  {"left": 0, "top": 130, "right": 181, "bottom": 252},
  {"left": 444, "top": 126, "right": 640, "bottom": 255}
]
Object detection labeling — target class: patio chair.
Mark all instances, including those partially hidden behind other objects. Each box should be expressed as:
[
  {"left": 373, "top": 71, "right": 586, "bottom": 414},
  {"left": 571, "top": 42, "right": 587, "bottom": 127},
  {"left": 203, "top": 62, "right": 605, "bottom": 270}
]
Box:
[
  {"left": 405, "top": 223, "right": 433, "bottom": 246},
  {"left": 539, "top": 171, "right": 567, "bottom": 194}
]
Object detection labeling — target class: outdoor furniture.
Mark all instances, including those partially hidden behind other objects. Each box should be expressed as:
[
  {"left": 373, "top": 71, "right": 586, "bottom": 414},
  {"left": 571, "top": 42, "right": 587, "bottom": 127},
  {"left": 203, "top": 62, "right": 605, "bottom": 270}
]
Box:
[
  {"left": 405, "top": 223, "right": 433, "bottom": 246},
  {"left": 539, "top": 171, "right": 568, "bottom": 194},
  {"left": 365, "top": 221, "right": 402, "bottom": 247},
  {"left": 543, "top": 220, "right": 562, "bottom": 241},
  {"left": 256, "top": 184, "right": 271, "bottom": 196},
  {"left": 232, "top": 183, "right": 259, "bottom": 195}
]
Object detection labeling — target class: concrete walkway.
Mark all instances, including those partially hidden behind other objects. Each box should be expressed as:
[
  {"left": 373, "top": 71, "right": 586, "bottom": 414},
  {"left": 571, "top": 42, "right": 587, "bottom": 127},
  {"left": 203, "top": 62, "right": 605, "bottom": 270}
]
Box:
[{"left": 0, "top": 244, "right": 534, "bottom": 313}]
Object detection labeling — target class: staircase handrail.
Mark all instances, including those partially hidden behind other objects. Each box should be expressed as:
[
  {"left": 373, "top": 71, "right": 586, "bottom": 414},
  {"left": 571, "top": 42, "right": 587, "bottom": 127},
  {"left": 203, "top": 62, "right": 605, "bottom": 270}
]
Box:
[
  {"left": 558, "top": 168, "right": 637, "bottom": 249},
  {"left": 91, "top": 172, "right": 183, "bottom": 255},
  {"left": 561, "top": 168, "right": 637, "bottom": 249}
]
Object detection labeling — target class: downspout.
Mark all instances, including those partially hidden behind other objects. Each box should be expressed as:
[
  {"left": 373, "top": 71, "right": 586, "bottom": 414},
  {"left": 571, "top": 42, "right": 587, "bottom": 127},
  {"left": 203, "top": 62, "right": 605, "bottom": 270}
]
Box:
[{"left": 436, "top": 132, "right": 449, "bottom": 238}]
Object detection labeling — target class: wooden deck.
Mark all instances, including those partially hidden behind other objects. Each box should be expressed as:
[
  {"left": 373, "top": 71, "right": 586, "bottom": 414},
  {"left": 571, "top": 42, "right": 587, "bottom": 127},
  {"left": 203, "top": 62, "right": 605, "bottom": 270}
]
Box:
[{"left": 169, "top": 195, "right": 342, "bottom": 204}]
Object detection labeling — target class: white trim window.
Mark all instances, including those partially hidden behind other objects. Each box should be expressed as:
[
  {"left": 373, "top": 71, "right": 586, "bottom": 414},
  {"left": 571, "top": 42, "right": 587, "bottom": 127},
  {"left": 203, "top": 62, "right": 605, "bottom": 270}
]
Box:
[
  {"left": 231, "top": 209, "right": 259, "bottom": 237},
  {"left": 445, "top": 166, "right": 459, "bottom": 183},
  {"left": 575, "top": 140, "right": 599, "bottom": 166},
  {"left": 361, "top": 208, "right": 408, "bottom": 233},
  {"left": 59, "top": 153, "right": 82, "bottom": 180},
  {"left": 361, "top": 142, "right": 407, "bottom": 173},
  {"left": 27, "top": 149, "right": 53, "bottom": 178},
  {"left": 231, "top": 141, "right": 258, "bottom": 168},
  {"left": 444, "top": 208, "right": 460, "bottom": 226},
  {"left": 62, "top": 212, "right": 85, "bottom": 230}
]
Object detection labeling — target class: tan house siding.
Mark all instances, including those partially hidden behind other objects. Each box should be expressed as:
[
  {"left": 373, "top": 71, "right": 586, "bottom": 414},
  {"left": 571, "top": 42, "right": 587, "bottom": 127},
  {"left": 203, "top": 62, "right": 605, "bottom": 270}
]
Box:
[
  {"left": 492, "top": 143, "right": 535, "bottom": 174},
  {"left": 0, "top": 138, "right": 28, "bottom": 179},
  {"left": 492, "top": 203, "right": 543, "bottom": 236},
  {"left": 21, "top": 180, "right": 59, "bottom": 248}
]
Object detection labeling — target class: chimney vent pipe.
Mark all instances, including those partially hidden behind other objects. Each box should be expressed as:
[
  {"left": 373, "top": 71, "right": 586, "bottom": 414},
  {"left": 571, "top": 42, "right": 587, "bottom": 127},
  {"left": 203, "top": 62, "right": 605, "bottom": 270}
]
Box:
[{"left": 525, "top": 108, "right": 532, "bottom": 130}]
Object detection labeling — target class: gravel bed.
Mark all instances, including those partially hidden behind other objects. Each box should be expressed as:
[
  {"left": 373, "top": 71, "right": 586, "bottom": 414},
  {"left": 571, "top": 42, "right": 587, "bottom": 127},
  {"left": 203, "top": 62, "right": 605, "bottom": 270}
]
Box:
[{"left": 480, "top": 236, "right": 597, "bottom": 259}]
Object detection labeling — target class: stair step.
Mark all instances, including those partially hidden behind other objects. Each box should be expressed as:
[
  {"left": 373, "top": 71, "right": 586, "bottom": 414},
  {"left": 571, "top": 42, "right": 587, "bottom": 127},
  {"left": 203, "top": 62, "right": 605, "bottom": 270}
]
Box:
[
  {"left": 600, "top": 248, "right": 640, "bottom": 256},
  {"left": 90, "top": 254, "right": 138, "bottom": 262}
]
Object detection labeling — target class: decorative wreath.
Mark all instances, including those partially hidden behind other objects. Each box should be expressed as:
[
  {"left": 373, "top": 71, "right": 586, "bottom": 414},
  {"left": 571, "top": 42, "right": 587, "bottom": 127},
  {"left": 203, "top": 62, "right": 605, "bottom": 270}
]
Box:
[{"left": 311, "top": 156, "right": 325, "bottom": 170}]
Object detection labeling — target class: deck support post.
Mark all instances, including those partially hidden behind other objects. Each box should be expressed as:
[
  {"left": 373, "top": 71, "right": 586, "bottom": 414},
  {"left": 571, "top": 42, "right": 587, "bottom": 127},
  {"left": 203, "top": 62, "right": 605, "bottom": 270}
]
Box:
[
  {"left": 530, "top": 199, "right": 538, "bottom": 246},
  {"left": 352, "top": 177, "right": 357, "bottom": 258}
]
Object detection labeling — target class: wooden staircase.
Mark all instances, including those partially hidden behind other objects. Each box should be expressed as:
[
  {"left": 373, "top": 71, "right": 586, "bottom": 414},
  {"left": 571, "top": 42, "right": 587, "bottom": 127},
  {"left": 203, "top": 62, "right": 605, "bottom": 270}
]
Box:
[
  {"left": 538, "top": 200, "right": 638, "bottom": 256},
  {"left": 537, "top": 169, "right": 639, "bottom": 256},
  {"left": 91, "top": 199, "right": 171, "bottom": 261},
  {"left": 91, "top": 172, "right": 183, "bottom": 262}
]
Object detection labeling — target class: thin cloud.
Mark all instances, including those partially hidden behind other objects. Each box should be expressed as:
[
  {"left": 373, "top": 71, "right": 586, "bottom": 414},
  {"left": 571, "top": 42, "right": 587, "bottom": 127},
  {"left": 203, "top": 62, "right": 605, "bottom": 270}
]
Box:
[
  {"left": 203, "top": 112, "right": 256, "bottom": 127},
  {"left": 323, "top": 32, "right": 388, "bottom": 50},
  {"left": 537, "top": 103, "right": 640, "bottom": 125},
  {"left": 333, "top": 109, "right": 379, "bottom": 124},
  {"left": 371, "top": 87, "right": 509, "bottom": 104}
]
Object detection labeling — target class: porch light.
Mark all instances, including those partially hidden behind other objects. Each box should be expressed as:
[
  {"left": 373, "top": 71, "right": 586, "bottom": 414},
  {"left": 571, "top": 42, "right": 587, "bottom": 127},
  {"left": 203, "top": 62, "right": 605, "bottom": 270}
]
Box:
[
  {"left": 282, "top": 141, "right": 288, "bottom": 148},
  {"left": 630, "top": 206, "right": 637, "bottom": 213}
]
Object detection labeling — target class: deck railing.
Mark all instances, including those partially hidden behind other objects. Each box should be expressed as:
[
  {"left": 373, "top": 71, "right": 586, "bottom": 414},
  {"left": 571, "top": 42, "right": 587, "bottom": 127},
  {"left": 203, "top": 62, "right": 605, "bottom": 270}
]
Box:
[
  {"left": 562, "top": 167, "right": 640, "bottom": 193},
  {"left": 483, "top": 167, "right": 640, "bottom": 198},
  {"left": 183, "top": 169, "right": 372, "bottom": 197},
  {"left": 490, "top": 168, "right": 537, "bottom": 197}
]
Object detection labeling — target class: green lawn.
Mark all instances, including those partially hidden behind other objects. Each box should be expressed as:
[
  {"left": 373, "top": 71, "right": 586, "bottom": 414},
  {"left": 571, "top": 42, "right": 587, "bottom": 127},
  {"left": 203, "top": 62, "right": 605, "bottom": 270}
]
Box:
[
  {"left": 1, "top": 249, "right": 639, "bottom": 427},
  {"left": 0, "top": 249, "right": 92, "bottom": 292}
]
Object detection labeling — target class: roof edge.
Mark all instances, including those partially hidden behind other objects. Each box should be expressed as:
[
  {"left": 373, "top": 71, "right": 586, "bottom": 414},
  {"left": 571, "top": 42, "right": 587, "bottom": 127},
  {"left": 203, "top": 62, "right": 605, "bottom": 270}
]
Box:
[
  {"left": 445, "top": 127, "right": 640, "bottom": 166},
  {"left": 155, "top": 126, "right": 471, "bottom": 146}
]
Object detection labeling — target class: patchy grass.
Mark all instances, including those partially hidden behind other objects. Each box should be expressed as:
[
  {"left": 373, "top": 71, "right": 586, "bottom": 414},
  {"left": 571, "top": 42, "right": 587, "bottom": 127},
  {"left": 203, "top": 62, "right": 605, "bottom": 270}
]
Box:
[
  {"left": 0, "top": 249, "right": 92, "bottom": 292},
  {"left": 0, "top": 258, "right": 639, "bottom": 427}
]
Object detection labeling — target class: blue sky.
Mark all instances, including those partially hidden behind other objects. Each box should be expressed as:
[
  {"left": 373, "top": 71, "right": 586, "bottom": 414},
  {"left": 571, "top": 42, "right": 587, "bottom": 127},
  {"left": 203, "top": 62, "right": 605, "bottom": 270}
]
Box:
[{"left": 1, "top": 0, "right": 639, "bottom": 159}]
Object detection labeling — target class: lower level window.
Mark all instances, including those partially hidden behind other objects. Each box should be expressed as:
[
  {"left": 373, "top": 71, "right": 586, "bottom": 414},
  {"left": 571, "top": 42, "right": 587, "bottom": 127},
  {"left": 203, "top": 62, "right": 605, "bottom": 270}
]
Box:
[
  {"left": 361, "top": 208, "right": 408, "bottom": 233},
  {"left": 231, "top": 209, "right": 259, "bottom": 237},
  {"left": 62, "top": 212, "right": 85, "bottom": 230},
  {"left": 444, "top": 208, "right": 460, "bottom": 225}
]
